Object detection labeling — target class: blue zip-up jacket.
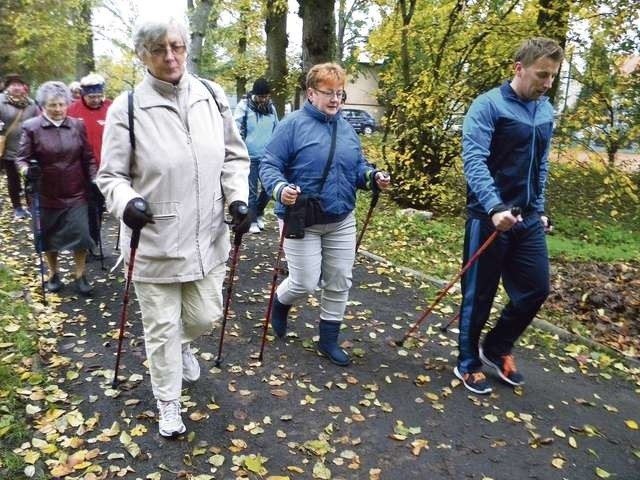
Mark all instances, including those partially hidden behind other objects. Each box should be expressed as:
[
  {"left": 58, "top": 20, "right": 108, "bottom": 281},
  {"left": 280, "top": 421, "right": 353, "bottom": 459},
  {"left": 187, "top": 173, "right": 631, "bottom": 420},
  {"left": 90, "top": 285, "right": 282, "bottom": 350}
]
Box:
[
  {"left": 462, "top": 81, "right": 554, "bottom": 217},
  {"left": 233, "top": 98, "right": 278, "bottom": 160},
  {"left": 260, "top": 100, "right": 375, "bottom": 219}
]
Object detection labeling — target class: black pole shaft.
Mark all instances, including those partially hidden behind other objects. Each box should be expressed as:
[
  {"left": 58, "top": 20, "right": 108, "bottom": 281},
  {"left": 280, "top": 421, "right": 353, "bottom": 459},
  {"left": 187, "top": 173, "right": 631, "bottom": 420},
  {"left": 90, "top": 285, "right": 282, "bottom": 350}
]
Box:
[
  {"left": 355, "top": 189, "right": 380, "bottom": 254},
  {"left": 258, "top": 223, "right": 287, "bottom": 362},
  {"left": 112, "top": 229, "right": 140, "bottom": 389},
  {"left": 31, "top": 188, "right": 47, "bottom": 305},
  {"left": 215, "top": 231, "right": 243, "bottom": 367}
]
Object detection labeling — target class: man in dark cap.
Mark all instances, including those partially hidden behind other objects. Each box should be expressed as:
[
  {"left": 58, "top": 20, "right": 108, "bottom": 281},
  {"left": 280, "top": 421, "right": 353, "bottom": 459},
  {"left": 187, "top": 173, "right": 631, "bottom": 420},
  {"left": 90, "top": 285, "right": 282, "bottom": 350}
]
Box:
[
  {"left": 234, "top": 77, "right": 279, "bottom": 233},
  {"left": 68, "top": 73, "right": 112, "bottom": 257},
  {"left": 0, "top": 74, "right": 40, "bottom": 219}
]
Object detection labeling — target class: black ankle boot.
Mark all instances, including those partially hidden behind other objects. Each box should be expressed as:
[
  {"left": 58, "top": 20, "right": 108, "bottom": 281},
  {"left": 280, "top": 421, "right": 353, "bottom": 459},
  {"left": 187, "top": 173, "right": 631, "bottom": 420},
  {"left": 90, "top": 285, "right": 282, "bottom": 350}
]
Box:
[
  {"left": 74, "top": 275, "right": 92, "bottom": 296},
  {"left": 46, "top": 273, "right": 63, "bottom": 293}
]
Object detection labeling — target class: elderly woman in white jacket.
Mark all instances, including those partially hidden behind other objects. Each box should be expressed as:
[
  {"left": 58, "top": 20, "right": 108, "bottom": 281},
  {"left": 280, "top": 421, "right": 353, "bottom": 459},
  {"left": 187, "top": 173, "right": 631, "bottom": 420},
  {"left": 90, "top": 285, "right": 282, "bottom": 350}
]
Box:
[{"left": 97, "top": 17, "right": 250, "bottom": 438}]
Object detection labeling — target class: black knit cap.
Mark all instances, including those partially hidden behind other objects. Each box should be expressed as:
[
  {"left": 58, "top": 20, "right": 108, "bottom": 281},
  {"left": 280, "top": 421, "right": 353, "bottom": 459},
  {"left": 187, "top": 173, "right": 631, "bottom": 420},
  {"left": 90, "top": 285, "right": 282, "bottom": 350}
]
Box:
[{"left": 251, "top": 78, "right": 270, "bottom": 95}]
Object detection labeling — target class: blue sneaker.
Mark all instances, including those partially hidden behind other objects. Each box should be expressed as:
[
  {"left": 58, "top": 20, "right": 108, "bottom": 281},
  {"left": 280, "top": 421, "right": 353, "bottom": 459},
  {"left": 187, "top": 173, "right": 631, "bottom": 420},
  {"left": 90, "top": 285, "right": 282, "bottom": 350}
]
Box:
[
  {"left": 480, "top": 347, "right": 525, "bottom": 386},
  {"left": 454, "top": 366, "right": 492, "bottom": 395}
]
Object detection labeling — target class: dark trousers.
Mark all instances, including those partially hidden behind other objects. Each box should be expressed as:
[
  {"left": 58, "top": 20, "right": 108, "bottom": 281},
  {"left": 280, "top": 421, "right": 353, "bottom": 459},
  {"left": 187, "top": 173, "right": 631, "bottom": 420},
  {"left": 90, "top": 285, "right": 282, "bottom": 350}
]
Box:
[
  {"left": 457, "top": 213, "right": 550, "bottom": 373},
  {"left": 2, "top": 159, "right": 24, "bottom": 209}
]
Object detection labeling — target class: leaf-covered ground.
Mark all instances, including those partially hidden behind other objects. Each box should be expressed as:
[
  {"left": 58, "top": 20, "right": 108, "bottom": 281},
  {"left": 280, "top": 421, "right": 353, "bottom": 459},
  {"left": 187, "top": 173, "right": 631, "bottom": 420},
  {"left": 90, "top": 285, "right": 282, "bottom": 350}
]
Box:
[
  {"left": 1, "top": 209, "right": 639, "bottom": 480},
  {"left": 547, "top": 260, "right": 640, "bottom": 359}
]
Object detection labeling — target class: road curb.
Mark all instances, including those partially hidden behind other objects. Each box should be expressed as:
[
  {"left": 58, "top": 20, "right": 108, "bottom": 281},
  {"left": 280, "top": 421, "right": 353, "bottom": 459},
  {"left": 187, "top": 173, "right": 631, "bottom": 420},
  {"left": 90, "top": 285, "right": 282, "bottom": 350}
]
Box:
[{"left": 358, "top": 249, "right": 640, "bottom": 369}]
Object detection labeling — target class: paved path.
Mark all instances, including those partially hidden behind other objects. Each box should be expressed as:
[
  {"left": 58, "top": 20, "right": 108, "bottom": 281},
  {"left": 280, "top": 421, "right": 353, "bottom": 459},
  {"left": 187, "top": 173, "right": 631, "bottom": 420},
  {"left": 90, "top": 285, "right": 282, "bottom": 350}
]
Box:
[{"left": 5, "top": 212, "right": 639, "bottom": 480}]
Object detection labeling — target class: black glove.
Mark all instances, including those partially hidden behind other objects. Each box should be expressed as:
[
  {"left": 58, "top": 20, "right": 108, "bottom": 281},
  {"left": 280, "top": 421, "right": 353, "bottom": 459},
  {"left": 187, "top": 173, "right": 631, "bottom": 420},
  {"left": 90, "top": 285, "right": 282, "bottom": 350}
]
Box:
[
  {"left": 123, "top": 198, "right": 154, "bottom": 230},
  {"left": 229, "top": 200, "right": 251, "bottom": 235},
  {"left": 25, "top": 163, "right": 42, "bottom": 181}
]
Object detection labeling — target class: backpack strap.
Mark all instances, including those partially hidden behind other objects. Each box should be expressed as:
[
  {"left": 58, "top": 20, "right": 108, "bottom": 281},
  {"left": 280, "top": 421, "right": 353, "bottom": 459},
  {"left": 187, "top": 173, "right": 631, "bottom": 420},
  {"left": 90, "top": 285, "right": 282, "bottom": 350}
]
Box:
[
  {"left": 197, "top": 77, "right": 222, "bottom": 114},
  {"left": 127, "top": 90, "right": 135, "bottom": 152}
]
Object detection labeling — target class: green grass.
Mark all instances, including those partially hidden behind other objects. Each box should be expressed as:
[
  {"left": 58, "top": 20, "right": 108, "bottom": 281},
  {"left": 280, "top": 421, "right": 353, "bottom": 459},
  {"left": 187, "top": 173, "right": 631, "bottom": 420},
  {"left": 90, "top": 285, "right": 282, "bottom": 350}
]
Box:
[
  {"left": 356, "top": 156, "right": 640, "bottom": 270},
  {"left": 0, "top": 267, "right": 38, "bottom": 477}
]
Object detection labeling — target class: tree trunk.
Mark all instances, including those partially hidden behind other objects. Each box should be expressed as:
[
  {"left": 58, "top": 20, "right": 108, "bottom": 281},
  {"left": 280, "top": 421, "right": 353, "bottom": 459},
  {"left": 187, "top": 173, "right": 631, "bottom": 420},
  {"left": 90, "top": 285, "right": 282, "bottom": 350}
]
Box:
[
  {"left": 398, "top": 0, "right": 416, "bottom": 89},
  {"left": 188, "top": 0, "right": 215, "bottom": 76},
  {"left": 298, "top": 0, "right": 336, "bottom": 77},
  {"left": 536, "top": 0, "right": 572, "bottom": 103},
  {"left": 235, "top": 4, "right": 249, "bottom": 100},
  {"left": 265, "top": 0, "right": 288, "bottom": 117},
  {"left": 75, "top": 0, "right": 95, "bottom": 79}
]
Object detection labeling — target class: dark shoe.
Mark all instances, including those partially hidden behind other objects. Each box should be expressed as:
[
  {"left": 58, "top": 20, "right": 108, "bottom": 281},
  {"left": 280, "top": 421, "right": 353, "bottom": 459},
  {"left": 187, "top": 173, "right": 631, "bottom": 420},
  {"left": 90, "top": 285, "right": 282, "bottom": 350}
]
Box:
[
  {"left": 14, "top": 207, "right": 30, "bottom": 220},
  {"left": 454, "top": 366, "right": 492, "bottom": 395},
  {"left": 270, "top": 296, "right": 291, "bottom": 338},
  {"left": 317, "top": 320, "right": 350, "bottom": 366},
  {"left": 480, "top": 347, "right": 524, "bottom": 386},
  {"left": 74, "top": 275, "right": 93, "bottom": 296},
  {"left": 46, "top": 274, "right": 63, "bottom": 293}
]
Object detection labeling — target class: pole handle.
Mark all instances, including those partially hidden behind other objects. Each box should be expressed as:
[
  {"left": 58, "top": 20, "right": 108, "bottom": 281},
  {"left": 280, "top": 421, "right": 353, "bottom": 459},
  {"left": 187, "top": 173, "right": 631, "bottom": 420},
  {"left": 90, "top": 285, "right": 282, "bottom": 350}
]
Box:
[{"left": 130, "top": 229, "right": 141, "bottom": 249}]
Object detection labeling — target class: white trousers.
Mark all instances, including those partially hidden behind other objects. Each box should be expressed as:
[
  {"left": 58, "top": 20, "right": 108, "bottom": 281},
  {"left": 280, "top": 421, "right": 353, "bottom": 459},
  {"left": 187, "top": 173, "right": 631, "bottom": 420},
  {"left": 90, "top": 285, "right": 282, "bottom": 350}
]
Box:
[
  {"left": 134, "top": 262, "right": 226, "bottom": 401},
  {"left": 277, "top": 212, "right": 356, "bottom": 323}
]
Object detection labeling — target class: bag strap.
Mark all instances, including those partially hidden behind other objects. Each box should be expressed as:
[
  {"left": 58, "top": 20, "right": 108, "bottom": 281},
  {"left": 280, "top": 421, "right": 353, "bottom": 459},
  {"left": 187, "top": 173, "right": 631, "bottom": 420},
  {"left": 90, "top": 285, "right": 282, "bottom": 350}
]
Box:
[
  {"left": 127, "top": 90, "right": 136, "bottom": 152},
  {"left": 4, "top": 109, "right": 24, "bottom": 136},
  {"left": 317, "top": 121, "right": 338, "bottom": 195}
]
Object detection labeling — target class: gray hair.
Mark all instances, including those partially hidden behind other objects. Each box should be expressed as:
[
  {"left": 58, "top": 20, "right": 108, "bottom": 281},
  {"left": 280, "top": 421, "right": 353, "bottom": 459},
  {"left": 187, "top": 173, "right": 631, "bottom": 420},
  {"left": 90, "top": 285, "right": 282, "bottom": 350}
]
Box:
[
  {"left": 133, "top": 17, "right": 190, "bottom": 58},
  {"left": 36, "top": 81, "right": 72, "bottom": 106}
]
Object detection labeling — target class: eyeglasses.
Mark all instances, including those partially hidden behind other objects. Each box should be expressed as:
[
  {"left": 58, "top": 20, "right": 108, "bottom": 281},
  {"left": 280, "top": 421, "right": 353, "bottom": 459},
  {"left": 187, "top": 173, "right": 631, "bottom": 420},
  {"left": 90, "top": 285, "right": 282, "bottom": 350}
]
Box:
[
  {"left": 313, "top": 88, "right": 345, "bottom": 100},
  {"left": 148, "top": 43, "right": 187, "bottom": 57}
]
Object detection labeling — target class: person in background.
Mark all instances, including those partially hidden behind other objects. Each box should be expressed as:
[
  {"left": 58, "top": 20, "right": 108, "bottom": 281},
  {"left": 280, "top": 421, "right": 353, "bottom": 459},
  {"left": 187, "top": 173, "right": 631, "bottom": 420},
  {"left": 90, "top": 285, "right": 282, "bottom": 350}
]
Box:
[
  {"left": 69, "top": 81, "right": 82, "bottom": 100},
  {"left": 68, "top": 73, "right": 112, "bottom": 257},
  {"left": 260, "top": 62, "right": 390, "bottom": 367},
  {"left": 454, "top": 37, "right": 563, "bottom": 395},
  {"left": 234, "top": 77, "right": 278, "bottom": 234},
  {"left": 0, "top": 74, "right": 40, "bottom": 219},
  {"left": 16, "top": 81, "right": 97, "bottom": 296},
  {"left": 98, "top": 17, "right": 250, "bottom": 439}
]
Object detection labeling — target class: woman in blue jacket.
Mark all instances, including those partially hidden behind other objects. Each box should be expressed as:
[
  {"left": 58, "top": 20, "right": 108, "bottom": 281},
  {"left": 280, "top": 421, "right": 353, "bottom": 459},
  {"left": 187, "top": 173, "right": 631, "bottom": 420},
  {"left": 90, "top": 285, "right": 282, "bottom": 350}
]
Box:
[{"left": 260, "top": 63, "right": 390, "bottom": 366}]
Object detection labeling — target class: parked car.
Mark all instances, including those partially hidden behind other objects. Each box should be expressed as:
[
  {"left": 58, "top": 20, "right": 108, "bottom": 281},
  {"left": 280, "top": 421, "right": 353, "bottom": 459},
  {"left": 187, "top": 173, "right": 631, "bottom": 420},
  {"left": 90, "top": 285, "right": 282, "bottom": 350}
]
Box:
[{"left": 341, "top": 108, "right": 377, "bottom": 135}]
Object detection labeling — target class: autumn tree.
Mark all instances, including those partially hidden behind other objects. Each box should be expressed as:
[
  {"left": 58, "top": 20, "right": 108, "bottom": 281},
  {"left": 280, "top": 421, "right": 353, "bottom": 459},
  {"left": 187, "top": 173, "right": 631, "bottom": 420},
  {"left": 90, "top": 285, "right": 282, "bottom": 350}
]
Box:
[
  {"left": 265, "top": 0, "right": 288, "bottom": 116},
  {"left": 298, "top": 0, "right": 336, "bottom": 74},
  {"left": 369, "top": 0, "right": 538, "bottom": 210},
  {"left": 188, "top": 0, "right": 217, "bottom": 76}
]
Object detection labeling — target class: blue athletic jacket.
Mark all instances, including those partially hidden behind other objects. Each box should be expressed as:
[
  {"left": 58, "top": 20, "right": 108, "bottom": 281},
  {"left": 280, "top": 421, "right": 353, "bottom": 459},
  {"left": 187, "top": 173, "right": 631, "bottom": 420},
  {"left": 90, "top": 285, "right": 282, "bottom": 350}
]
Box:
[
  {"left": 462, "top": 81, "right": 554, "bottom": 217},
  {"left": 260, "top": 100, "right": 375, "bottom": 219}
]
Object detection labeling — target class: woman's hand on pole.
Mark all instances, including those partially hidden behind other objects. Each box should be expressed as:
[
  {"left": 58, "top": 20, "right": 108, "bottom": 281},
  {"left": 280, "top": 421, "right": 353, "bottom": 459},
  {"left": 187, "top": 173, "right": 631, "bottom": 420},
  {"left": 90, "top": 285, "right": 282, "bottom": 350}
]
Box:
[
  {"left": 280, "top": 184, "right": 300, "bottom": 206},
  {"left": 374, "top": 171, "right": 391, "bottom": 190}
]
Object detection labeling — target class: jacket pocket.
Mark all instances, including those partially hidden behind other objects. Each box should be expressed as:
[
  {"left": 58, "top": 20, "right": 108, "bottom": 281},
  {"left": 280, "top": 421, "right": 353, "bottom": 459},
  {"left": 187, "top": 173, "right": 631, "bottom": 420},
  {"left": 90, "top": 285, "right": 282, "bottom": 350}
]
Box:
[
  {"left": 210, "top": 193, "right": 225, "bottom": 241},
  {"left": 142, "top": 202, "right": 181, "bottom": 259}
]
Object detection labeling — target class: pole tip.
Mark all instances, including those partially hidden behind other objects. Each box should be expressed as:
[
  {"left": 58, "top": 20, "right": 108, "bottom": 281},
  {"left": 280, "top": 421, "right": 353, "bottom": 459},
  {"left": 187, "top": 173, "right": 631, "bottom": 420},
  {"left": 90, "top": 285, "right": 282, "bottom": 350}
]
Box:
[{"left": 394, "top": 339, "right": 404, "bottom": 347}]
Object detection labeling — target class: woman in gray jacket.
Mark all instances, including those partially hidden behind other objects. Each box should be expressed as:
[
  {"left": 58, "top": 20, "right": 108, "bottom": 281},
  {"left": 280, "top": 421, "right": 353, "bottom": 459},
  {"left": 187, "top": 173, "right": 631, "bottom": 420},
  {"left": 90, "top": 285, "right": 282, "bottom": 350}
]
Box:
[{"left": 98, "top": 17, "right": 250, "bottom": 438}]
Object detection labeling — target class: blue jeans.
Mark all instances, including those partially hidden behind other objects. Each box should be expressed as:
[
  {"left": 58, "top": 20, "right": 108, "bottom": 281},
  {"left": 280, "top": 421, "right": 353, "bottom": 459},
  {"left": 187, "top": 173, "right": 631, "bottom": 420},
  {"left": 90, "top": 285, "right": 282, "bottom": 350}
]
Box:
[
  {"left": 249, "top": 158, "right": 269, "bottom": 221},
  {"left": 457, "top": 214, "right": 550, "bottom": 373}
]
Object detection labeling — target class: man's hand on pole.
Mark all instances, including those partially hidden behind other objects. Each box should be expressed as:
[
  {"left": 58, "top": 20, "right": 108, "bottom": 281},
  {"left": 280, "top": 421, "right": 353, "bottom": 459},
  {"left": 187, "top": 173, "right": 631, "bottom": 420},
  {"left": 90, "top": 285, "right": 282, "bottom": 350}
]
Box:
[{"left": 374, "top": 170, "right": 391, "bottom": 190}]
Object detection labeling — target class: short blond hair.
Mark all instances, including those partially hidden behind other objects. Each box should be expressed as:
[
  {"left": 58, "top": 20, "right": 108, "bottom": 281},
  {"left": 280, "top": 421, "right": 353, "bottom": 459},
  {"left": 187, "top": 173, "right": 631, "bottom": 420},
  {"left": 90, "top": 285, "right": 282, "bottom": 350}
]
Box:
[{"left": 306, "top": 63, "right": 346, "bottom": 89}]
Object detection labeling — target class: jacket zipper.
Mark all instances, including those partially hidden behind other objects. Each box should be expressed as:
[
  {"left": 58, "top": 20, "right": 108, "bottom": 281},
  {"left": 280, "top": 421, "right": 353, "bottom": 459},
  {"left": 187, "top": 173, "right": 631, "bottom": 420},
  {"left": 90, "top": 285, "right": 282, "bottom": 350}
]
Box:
[{"left": 526, "top": 101, "right": 538, "bottom": 208}]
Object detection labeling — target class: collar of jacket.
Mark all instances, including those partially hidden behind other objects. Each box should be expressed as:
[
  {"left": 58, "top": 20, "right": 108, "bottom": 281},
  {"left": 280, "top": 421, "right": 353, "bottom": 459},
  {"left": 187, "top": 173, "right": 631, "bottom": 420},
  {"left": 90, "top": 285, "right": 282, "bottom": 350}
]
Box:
[
  {"left": 40, "top": 116, "right": 72, "bottom": 129},
  {"left": 137, "top": 72, "right": 208, "bottom": 110},
  {"left": 303, "top": 99, "right": 339, "bottom": 124},
  {"left": 500, "top": 80, "right": 549, "bottom": 106}
]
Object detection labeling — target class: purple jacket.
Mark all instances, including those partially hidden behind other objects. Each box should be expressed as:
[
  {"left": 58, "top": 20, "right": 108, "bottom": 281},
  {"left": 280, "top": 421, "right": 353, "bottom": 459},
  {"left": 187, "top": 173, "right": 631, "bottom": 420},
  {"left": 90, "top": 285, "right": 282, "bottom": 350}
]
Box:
[{"left": 16, "top": 116, "right": 97, "bottom": 209}]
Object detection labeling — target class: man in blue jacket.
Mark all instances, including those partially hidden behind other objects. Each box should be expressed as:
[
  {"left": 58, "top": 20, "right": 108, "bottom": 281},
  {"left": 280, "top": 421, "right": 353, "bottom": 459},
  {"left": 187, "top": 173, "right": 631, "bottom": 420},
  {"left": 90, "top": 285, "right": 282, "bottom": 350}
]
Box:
[
  {"left": 455, "top": 37, "right": 563, "bottom": 394},
  {"left": 234, "top": 78, "right": 278, "bottom": 234}
]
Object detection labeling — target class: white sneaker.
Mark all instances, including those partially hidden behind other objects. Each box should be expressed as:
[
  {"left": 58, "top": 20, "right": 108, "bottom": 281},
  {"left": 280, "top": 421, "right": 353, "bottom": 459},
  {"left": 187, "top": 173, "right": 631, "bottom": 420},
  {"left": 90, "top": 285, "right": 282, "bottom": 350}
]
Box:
[
  {"left": 157, "top": 399, "right": 186, "bottom": 437},
  {"left": 182, "top": 344, "right": 200, "bottom": 382},
  {"left": 249, "top": 222, "right": 261, "bottom": 234},
  {"left": 256, "top": 216, "right": 265, "bottom": 230}
]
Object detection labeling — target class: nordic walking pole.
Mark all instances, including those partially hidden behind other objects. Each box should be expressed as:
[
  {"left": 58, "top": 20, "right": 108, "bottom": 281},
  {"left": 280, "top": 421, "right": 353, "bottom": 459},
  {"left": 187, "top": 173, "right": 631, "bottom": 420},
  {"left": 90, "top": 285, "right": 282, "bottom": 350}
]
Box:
[
  {"left": 395, "top": 207, "right": 521, "bottom": 346},
  {"left": 112, "top": 201, "right": 148, "bottom": 388},
  {"left": 96, "top": 209, "right": 105, "bottom": 270},
  {"left": 258, "top": 222, "right": 287, "bottom": 362},
  {"left": 215, "top": 204, "right": 248, "bottom": 367},
  {"left": 440, "top": 311, "right": 460, "bottom": 332},
  {"left": 26, "top": 160, "right": 46, "bottom": 304},
  {"left": 356, "top": 172, "right": 389, "bottom": 253},
  {"left": 114, "top": 224, "right": 121, "bottom": 251}
]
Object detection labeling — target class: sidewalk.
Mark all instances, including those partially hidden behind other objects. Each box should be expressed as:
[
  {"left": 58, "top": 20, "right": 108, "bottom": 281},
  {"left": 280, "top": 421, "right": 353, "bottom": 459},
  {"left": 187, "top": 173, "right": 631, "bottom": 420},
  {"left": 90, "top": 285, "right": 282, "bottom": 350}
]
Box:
[{"left": 5, "top": 212, "right": 639, "bottom": 480}]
